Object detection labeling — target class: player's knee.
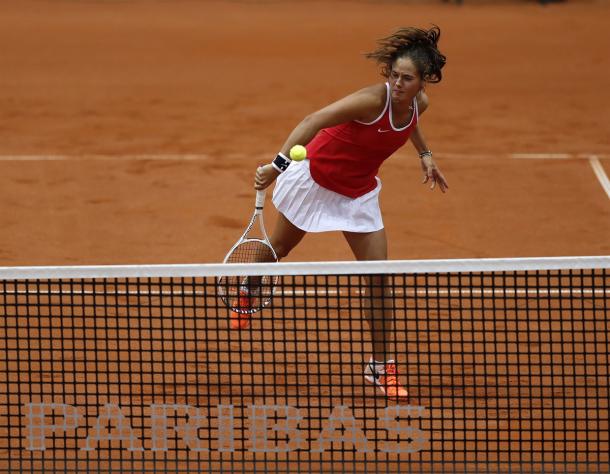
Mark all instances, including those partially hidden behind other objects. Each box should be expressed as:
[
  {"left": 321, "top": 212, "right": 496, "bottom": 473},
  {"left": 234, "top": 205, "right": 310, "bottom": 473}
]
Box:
[{"left": 271, "top": 241, "right": 291, "bottom": 260}]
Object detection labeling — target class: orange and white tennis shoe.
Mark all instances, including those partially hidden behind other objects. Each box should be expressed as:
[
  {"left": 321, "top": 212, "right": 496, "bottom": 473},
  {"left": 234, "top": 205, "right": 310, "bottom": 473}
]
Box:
[
  {"left": 229, "top": 289, "right": 252, "bottom": 330},
  {"left": 364, "top": 359, "right": 409, "bottom": 401}
]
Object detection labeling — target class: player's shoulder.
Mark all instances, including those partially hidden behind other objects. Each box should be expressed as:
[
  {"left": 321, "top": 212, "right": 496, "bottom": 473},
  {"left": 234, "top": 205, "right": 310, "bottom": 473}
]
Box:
[
  {"left": 344, "top": 83, "right": 387, "bottom": 111},
  {"left": 355, "top": 83, "right": 387, "bottom": 102}
]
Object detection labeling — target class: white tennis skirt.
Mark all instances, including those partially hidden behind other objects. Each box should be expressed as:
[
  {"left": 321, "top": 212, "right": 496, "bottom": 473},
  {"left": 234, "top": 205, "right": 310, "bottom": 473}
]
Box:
[{"left": 272, "top": 159, "right": 384, "bottom": 233}]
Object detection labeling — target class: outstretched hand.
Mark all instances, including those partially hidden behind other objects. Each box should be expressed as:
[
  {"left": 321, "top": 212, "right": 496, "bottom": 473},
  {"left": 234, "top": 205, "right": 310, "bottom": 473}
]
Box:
[{"left": 420, "top": 155, "right": 449, "bottom": 193}]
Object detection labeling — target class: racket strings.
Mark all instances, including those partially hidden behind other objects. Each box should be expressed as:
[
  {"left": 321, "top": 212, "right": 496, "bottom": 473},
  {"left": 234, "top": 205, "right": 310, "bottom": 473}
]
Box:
[
  {"left": 225, "top": 240, "right": 276, "bottom": 264},
  {"left": 219, "top": 240, "right": 278, "bottom": 313}
]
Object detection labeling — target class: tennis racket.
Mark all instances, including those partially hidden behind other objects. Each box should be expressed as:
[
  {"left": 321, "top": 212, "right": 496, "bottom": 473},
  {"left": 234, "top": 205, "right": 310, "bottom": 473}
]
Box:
[{"left": 217, "top": 190, "right": 278, "bottom": 314}]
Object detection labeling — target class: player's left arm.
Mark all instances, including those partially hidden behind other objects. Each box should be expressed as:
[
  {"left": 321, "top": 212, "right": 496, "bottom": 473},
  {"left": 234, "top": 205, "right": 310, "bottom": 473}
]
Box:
[{"left": 410, "top": 91, "right": 449, "bottom": 193}]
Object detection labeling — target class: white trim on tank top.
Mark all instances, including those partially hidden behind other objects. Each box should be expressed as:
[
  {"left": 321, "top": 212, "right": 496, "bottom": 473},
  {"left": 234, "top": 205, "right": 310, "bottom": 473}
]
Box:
[
  {"left": 353, "top": 83, "right": 418, "bottom": 131},
  {"left": 389, "top": 93, "right": 418, "bottom": 131}
]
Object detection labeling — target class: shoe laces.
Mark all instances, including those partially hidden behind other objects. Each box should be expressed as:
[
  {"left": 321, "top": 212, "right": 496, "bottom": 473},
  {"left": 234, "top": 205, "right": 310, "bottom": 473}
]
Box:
[
  {"left": 383, "top": 363, "right": 399, "bottom": 386},
  {"left": 238, "top": 295, "right": 250, "bottom": 308},
  {"left": 239, "top": 286, "right": 260, "bottom": 297}
]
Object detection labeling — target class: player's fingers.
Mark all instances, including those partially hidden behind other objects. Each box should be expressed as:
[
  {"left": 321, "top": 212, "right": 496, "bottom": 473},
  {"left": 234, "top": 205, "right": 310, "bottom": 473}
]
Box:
[
  {"left": 423, "top": 166, "right": 431, "bottom": 183},
  {"left": 254, "top": 167, "right": 265, "bottom": 189},
  {"left": 255, "top": 180, "right": 270, "bottom": 190},
  {"left": 437, "top": 172, "right": 449, "bottom": 192}
]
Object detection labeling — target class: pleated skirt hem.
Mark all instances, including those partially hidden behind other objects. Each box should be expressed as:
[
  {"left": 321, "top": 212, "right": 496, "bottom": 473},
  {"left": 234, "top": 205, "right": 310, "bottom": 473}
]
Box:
[{"left": 271, "top": 160, "right": 384, "bottom": 233}]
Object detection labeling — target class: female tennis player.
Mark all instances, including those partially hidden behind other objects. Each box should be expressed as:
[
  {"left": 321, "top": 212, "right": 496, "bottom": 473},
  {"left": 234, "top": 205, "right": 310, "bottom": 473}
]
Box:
[{"left": 249, "top": 26, "right": 448, "bottom": 400}]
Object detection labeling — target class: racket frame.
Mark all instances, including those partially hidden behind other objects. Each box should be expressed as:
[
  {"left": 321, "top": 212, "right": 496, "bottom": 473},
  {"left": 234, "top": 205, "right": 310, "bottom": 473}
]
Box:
[
  {"left": 222, "top": 190, "right": 278, "bottom": 263},
  {"left": 218, "top": 190, "right": 278, "bottom": 314}
]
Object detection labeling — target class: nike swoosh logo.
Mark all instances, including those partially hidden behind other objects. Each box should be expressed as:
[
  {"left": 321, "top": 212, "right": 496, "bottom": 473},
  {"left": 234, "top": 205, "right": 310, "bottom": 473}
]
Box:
[{"left": 377, "top": 128, "right": 392, "bottom": 133}]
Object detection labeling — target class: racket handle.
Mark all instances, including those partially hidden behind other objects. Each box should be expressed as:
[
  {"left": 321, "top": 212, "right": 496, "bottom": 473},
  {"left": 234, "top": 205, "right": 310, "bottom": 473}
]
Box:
[{"left": 255, "top": 190, "right": 266, "bottom": 210}]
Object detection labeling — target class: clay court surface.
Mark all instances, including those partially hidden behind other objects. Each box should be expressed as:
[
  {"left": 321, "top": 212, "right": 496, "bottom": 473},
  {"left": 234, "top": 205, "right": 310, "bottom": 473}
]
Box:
[
  {"left": 0, "top": 0, "right": 608, "bottom": 266},
  {"left": 0, "top": 3, "right": 609, "bottom": 472}
]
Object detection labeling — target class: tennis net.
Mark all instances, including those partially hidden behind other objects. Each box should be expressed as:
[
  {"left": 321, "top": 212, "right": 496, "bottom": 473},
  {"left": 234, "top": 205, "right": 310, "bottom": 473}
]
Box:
[{"left": 0, "top": 256, "right": 608, "bottom": 473}]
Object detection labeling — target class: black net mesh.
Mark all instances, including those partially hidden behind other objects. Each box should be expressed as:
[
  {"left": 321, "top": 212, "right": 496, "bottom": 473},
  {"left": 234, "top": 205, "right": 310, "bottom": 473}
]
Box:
[{"left": 0, "top": 265, "right": 608, "bottom": 473}]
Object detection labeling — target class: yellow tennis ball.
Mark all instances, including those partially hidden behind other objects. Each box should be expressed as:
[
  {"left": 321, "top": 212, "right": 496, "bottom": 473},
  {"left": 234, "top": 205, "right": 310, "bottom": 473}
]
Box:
[{"left": 289, "top": 145, "right": 307, "bottom": 162}]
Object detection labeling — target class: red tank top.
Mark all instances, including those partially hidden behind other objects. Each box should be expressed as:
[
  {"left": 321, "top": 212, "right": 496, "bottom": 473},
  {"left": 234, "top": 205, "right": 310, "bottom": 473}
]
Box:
[{"left": 307, "top": 83, "right": 419, "bottom": 198}]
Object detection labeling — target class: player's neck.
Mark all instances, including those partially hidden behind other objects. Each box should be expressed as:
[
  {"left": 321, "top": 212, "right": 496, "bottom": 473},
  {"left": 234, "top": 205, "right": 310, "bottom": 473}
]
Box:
[{"left": 391, "top": 96, "right": 414, "bottom": 114}]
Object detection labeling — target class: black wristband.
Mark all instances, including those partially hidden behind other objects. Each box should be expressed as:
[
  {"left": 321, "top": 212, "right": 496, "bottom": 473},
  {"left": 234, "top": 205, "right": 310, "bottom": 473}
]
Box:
[
  {"left": 419, "top": 150, "right": 433, "bottom": 159},
  {"left": 272, "top": 152, "right": 291, "bottom": 173}
]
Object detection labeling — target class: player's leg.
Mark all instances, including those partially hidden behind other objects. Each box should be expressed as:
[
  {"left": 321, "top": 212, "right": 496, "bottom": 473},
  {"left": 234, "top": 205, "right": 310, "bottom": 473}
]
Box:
[
  {"left": 343, "top": 229, "right": 408, "bottom": 400},
  {"left": 270, "top": 213, "right": 307, "bottom": 259},
  {"left": 343, "top": 229, "right": 391, "bottom": 360}
]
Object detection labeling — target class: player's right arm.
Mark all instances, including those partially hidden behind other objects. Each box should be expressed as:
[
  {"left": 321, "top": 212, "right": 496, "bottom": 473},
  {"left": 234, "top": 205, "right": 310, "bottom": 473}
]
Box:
[{"left": 255, "top": 85, "right": 386, "bottom": 190}]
